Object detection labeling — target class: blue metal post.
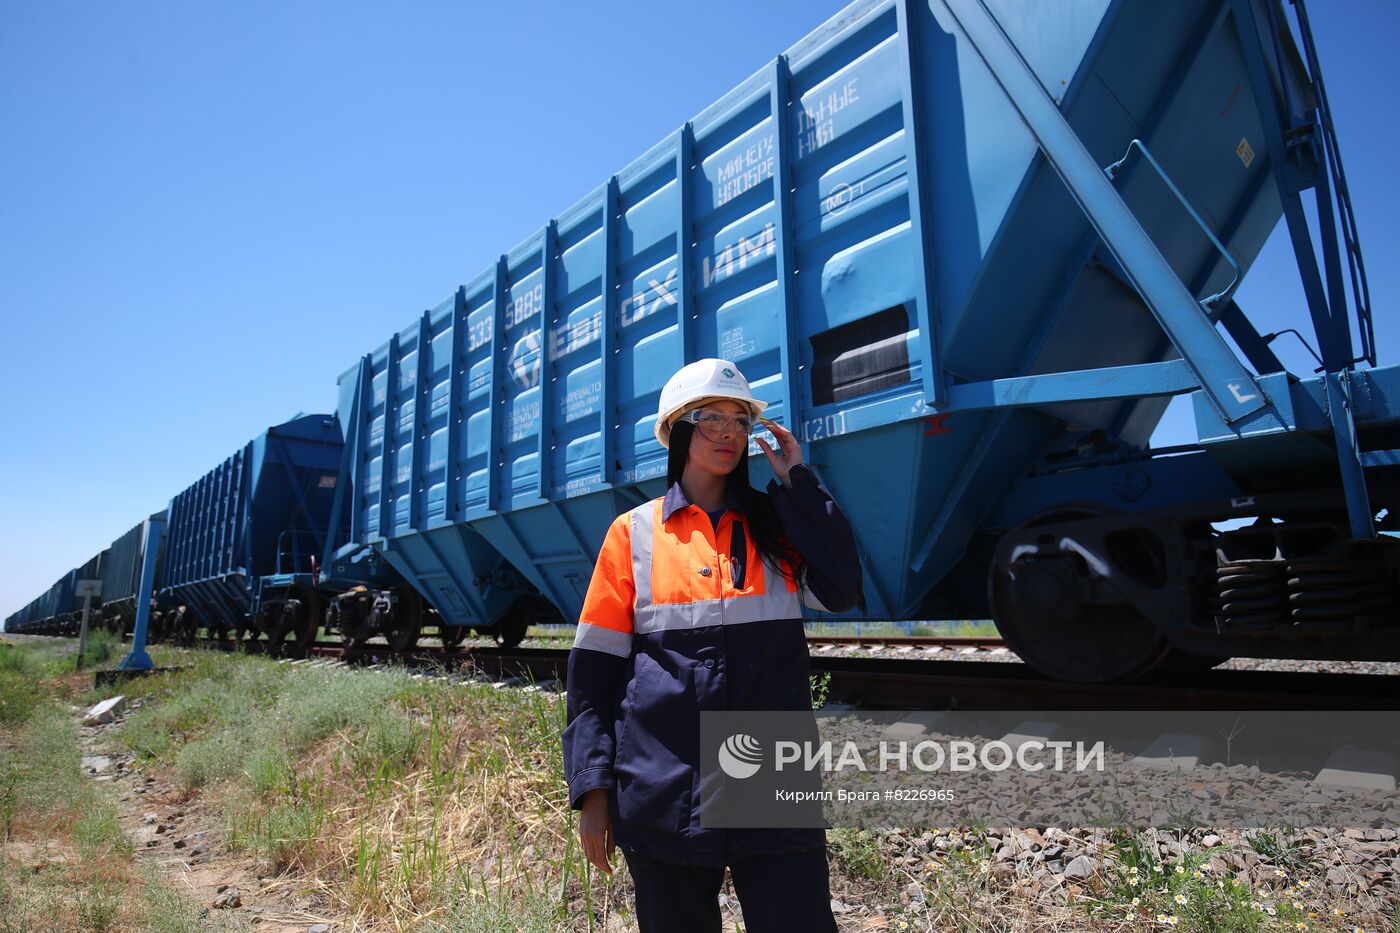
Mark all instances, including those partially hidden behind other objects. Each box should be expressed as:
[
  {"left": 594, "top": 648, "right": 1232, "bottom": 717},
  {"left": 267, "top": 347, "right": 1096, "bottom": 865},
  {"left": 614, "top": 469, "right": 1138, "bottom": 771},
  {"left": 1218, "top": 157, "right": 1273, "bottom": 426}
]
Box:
[
  {"left": 410, "top": 310, "right": 430, "bottom": 530},
  {"left": 770, "top": 57, "right": 801, "bottom": 425},
  {"left": 1325, "top": 371, "right": 1375, "bottom": 538},
  {"left": 327, "top": 355, "right": 371, "bottom": 562},
  {"left": 377, "top": 334, "right": 399, "bottom": 538},
  {"left": 896, "top": 0, "right": 945, "bottom": 408},
  {"left": 600, "top": 178, "right": 619, "bottom": 487},
  {"left": 118, "top": 516, "right": 167, "bottom": 672},
  {"left": 487, "top": 257, "right": 508, "bottom": 513},
  {"left": 943, "top": 0, "right": 1267, "bottom": 425},
  {"left": 1226, "top": 0, "right": 1344, "bottom": 370},
  {"left": 675, "top": 125, "right": 696, "bottom": 364},
  {"left": 446, "top": 288, "right": 466, "bottom": 518},
  {"left": 537, "top": 221, "right": 558, "bottom": 500},
  {"left": 1227, "top": 0, "right": 1374, "bottom": 537}
]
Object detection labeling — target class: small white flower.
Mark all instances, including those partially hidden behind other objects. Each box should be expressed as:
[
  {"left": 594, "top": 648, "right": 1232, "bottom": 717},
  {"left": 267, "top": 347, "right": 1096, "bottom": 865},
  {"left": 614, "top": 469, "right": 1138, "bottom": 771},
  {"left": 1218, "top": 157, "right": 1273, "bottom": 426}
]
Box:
[
  {"left": 1174, "top": 894, "right": 1187, "bottom": 905},
  {"left": 1175, "top": 864, "right": 1185, "bottom": 875},
  {"left": 1275, "top": 868, "right": 1289, "bottom": 878},
  {"left": 1131, "top": 897, "right": 1141, "bottom": 906},
  {"left": 1193, "top": 870, "right": 1204, "bottom": 879}
]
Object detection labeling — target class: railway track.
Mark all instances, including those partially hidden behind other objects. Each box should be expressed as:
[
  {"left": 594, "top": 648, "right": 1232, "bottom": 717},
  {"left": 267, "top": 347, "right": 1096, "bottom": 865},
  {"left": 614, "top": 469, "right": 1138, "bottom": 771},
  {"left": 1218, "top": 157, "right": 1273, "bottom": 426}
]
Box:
[
  {"left": 292, "top": 641, "right": 1400, "bottom": 712},
  {"left": 69, "top": 628, "right": 1400, "bottom": 710}
]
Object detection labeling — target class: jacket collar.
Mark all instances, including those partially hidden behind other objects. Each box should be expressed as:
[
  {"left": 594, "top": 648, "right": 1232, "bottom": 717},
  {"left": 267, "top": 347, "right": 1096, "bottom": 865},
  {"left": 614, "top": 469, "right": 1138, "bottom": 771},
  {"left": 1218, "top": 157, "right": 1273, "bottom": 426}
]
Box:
[{"left": 661, "top": 480, "right": 742, "bottom": 524}]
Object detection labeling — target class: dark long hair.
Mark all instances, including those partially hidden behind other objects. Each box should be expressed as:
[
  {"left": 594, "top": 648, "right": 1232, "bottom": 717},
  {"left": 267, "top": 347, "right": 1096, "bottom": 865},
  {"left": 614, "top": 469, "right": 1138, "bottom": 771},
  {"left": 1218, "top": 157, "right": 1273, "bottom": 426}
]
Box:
[{"left": 666, "top": 420, "right": 808, "bottom": 589}]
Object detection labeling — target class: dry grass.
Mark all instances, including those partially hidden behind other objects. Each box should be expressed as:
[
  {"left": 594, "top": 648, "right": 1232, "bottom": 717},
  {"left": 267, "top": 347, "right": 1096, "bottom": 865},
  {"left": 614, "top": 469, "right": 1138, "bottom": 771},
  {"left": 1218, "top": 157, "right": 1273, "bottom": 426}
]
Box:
[
  {"left": 0, "top": 635, "right": 241, "bottom": 932},
  {"left": 213, "top": 663, "right": 626, "bottom": 930},
  {"left": 10, "top": 635, "right": 1396, "bottom": 932}
]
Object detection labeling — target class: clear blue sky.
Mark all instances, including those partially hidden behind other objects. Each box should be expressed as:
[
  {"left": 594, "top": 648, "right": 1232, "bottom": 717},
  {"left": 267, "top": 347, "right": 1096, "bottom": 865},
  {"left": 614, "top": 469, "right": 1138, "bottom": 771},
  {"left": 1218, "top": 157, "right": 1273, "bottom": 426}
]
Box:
[{"left": 2, "top": 1, "right": 1397, "bottom": 620}]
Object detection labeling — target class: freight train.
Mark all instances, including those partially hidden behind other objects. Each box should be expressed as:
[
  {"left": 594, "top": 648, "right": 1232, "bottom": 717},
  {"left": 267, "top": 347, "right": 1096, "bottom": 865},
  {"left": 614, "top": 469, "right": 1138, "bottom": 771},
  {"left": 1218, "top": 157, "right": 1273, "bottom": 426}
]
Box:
[{"left": 7, "top": 0, "right": 1397, "bottom": 683}]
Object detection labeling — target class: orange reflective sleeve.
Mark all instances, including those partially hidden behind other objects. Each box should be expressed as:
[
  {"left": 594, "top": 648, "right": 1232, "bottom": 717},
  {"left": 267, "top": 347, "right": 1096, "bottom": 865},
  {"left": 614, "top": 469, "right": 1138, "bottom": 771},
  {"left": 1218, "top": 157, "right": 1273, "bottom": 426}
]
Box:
[{"left": 578, "top": 512, "right": 636, "bottom": 635}]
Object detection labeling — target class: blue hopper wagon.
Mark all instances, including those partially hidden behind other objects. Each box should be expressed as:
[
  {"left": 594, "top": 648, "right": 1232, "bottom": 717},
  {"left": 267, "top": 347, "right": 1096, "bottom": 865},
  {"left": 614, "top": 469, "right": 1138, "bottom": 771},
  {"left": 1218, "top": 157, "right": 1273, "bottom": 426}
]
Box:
[
  {"left": 97, "top": 512, "right": 168, "bottom": 636},
  {"left": 159, "top": 414, "right": 345, "bottom": 652},
  {"left": 327, "top": 0, "right": 1399, "bottom": 681},
  {"left": 10, "top": 550, "right": 107, "bottom": 636},
  {"left": 9, "top": 0, "right": 1392, "bottom": 684}
]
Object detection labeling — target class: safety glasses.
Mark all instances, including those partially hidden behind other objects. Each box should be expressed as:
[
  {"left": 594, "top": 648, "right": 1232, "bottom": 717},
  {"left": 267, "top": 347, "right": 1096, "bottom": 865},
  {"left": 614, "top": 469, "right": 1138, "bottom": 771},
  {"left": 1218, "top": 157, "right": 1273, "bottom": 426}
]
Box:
[{"left": 681, "top": 408, "right": 755, "bottom": 440}]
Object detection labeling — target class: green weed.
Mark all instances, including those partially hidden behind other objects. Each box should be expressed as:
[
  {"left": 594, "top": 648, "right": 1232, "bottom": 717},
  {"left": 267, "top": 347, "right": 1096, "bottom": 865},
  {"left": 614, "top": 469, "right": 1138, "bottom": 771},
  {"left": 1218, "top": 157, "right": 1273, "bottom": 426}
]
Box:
[
  {"left": 829, "top": 827, "right": 891, "bottom": 883},
  {"left": 74, "top": 880, "right": 122, "bottom": 933},
  {"left": 74, "top": 797, "right": 132, "bottom": 861},
  {"left": 0, "top": 669, "right": 41, "bottom": 726}
]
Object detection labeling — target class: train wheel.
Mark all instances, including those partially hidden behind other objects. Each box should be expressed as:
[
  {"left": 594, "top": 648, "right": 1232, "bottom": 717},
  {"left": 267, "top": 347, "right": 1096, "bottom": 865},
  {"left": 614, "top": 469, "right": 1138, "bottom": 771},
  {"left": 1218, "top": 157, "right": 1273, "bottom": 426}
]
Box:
[
  {"left": 330, "top": 596, "right": 366, "bottom": 647},
  {"left": 495, "top": 607, "right": 532, "bottom": 644},
  {"left": 385, "top": 589, "right": 423, "bottom": 653},
  {"left": 290, "top": 594, "right": 321, "bottom": 658},
  {"left": 266, "top": 599, "right": 304, "bottom": 658},
  {"left": 439, "top": 622, "right": 468, "bottom": 649},
  {"left": 987, "top": 504, "right": 1169, "bottom": 683}
]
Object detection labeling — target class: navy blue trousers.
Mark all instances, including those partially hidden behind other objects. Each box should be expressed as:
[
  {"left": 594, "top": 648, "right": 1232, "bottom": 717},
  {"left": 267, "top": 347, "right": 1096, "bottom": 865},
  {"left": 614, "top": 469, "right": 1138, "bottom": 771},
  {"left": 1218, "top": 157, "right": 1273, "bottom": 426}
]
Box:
[{"left": 621, "top": 845, "right": 838, "bottom": 933}]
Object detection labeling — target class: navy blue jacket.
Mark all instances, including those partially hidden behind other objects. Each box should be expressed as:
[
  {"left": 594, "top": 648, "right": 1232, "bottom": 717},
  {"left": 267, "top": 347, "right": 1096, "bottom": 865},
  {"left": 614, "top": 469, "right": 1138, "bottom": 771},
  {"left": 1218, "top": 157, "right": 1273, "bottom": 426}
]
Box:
[{"left": 561, "top": 462, "right": 863, "bottom": 866}]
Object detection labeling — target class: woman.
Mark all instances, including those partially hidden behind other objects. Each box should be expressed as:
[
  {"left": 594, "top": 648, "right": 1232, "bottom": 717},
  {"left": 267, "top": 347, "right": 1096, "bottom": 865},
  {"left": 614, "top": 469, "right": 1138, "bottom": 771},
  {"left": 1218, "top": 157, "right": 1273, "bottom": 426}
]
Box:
[{"left": 561, "top": 358, "right": 864, "bottom": 933}]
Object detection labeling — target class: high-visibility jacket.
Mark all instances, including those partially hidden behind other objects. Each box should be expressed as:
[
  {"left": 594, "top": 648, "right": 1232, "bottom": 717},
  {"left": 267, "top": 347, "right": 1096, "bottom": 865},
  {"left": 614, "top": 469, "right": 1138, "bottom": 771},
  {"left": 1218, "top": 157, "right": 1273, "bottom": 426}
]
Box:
[{"left": 562, "top": 463, "right": 863, "bottom": 866}]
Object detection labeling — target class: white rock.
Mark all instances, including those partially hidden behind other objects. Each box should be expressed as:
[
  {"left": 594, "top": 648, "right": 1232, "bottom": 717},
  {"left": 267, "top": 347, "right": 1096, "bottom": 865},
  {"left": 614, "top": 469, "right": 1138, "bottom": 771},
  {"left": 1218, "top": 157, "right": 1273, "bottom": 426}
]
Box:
[
  {"left": 82, "top": 695, "right": 126, "bottom": 726},
  {"left": 1062, "top": 855, "right": 1096, "bottom": 881}
]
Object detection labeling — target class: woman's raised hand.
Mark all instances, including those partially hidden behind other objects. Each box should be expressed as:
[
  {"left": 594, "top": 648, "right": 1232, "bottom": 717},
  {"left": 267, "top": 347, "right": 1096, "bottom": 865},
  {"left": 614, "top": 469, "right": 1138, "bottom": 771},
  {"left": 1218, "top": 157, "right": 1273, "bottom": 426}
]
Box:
[
  {"left": 579, "top": 787, "right": 615, "bottom": 875},
  {"left": 756, "top": 417, "right": 804, "bottom": 487}
]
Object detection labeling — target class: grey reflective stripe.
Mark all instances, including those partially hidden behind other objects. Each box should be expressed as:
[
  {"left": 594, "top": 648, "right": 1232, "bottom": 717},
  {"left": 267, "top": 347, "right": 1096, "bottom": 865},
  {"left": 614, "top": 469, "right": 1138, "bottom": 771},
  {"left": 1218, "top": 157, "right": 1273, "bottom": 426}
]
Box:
[
  {"left": 635, "top": 590, "right": 801, "bottom": 634},
  {"left": 629, "top": 501, "right": 655, "bottom": 611},
  {"left": 573, "top": 621, "right": 633, "bottom": 657}
]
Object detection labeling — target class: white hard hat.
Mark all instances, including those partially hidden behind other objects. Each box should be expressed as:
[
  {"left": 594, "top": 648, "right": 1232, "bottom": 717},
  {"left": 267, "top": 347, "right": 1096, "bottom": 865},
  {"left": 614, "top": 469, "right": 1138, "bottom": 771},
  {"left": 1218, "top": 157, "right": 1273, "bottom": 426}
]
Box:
[{"left": 654, "top": 358, "right": 768, "bottom": 448}]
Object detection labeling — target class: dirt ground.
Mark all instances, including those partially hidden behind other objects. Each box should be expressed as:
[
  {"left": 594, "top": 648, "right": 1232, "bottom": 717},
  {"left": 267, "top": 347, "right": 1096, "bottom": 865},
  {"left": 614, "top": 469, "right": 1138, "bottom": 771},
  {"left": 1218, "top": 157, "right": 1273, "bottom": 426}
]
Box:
[{"left": 76, "top": 700, "right": 339, "bottom": 933}]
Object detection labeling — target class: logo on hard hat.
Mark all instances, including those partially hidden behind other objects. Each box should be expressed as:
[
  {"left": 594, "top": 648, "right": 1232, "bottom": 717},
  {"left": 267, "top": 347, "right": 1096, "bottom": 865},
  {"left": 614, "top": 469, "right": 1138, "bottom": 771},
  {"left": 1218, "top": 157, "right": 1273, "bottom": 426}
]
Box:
[
  {"left": 722, "top": 367, "right": 736, "bottom": 378},
  {"left": 717, "top": 733, "right": 763, "bottom": 779}
]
